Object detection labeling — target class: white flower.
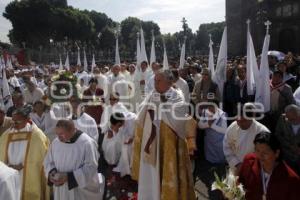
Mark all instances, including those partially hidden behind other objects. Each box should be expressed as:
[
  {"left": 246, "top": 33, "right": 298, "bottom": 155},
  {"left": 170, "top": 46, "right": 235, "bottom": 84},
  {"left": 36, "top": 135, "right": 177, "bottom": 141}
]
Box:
[
  {"left": 60, "top": 88, "right": 67, "bottom": 95},
  {"left": 51, "top": 85, "right": 57, "bottom": 91},
  {"left": 211, "top": 171, "right": 245, "bottom": 200}
]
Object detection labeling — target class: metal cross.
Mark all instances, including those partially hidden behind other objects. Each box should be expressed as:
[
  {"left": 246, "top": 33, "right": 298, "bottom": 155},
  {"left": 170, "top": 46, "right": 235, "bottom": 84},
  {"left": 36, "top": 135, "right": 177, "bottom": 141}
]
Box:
[{"left": 264, "top": 20, "right": 272, "bottom": 34}]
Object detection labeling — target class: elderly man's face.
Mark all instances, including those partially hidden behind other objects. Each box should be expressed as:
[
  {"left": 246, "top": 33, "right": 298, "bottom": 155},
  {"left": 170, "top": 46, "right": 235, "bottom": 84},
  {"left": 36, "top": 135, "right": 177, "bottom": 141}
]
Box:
[
  {"left": 154, "top": 73, "right": 171, "bottom": 94},
  {"left": 55, "top": 126, "right": 75, "bottom": 142},
  {"left": 12, "top": 114, "right": 28, "bottom": 130}
]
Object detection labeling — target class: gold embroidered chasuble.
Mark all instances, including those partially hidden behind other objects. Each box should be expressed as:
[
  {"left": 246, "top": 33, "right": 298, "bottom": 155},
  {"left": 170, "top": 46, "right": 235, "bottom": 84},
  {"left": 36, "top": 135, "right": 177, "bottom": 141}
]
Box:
[
  {"left": 132, "top": 120, "right": 196, "bottom": 200},
  {"left": 0, "top": 125, "right": 50, "bottom": 200}
]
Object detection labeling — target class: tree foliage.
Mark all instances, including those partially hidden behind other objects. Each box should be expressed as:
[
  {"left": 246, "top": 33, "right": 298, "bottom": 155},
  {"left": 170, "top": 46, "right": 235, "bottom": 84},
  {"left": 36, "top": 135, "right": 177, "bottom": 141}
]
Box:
[{"left": 3, "top": 0, "right": 225, "bottom": 59}]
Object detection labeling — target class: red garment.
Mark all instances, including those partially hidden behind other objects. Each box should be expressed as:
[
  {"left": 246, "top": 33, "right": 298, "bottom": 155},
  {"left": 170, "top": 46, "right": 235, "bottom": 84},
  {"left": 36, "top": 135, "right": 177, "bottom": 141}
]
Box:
[
  {"left": 82, "top": 88, "right": 104, "bottom": 125},
  {"left": 239, "top": 153, "right": 300, "bottom": 200}
]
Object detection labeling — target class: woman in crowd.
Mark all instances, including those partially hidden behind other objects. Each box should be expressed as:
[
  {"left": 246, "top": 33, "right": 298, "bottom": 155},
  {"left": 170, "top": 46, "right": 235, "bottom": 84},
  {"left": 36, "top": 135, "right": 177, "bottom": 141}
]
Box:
[{"left": 239, "top": 131, "right": 300, "bottom": 200}]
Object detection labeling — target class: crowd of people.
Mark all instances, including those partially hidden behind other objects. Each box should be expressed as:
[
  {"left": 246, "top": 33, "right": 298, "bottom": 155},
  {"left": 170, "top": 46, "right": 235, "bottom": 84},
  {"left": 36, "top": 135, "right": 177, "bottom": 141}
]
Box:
[{"left": 0, "top": 52, "right": 300, "bottom": 200}]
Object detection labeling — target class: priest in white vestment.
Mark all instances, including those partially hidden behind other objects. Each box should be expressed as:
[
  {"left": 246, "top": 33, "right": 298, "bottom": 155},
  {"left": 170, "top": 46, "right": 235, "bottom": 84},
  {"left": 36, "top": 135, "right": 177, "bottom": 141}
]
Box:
[
  {"left": 131, "top": 70, "right": 196, "bottom": 200},
  {"left": 0, "top": 161, "right": 20, "bottom": 200},
  {"left": 44, "top": 119, "right": 104, "bottom": 200},
  {"left": 0, "top": 105, "right": 50, "bottom": 200},
  {"left": 223, "top": 103, "right": 270, "bottom": 174}
]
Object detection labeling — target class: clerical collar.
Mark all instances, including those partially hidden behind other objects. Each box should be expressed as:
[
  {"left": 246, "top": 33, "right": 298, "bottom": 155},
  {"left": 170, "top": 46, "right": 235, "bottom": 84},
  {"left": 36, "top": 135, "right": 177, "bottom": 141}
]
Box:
[{"left": 65, "top": 130, "right": 82, "bottom": 143}]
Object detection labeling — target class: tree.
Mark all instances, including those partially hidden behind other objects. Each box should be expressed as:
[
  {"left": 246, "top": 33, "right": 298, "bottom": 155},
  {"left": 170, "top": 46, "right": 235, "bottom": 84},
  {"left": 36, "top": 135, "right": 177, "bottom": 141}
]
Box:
[
  {"left": 4, "top": 0, "right": 53, "bottom": 47},
  {"left": 195, "top": 22, "right": 225, "bottom": 54}
]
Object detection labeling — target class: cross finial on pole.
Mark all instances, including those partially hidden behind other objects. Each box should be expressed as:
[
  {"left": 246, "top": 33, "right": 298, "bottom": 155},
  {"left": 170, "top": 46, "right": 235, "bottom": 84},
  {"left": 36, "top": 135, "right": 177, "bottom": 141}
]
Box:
[
  {"left": 246, "top": 19, "right": 251, "bottom": 25},
  {"left": 209, "top": 34, "right": 213, "bottom": 46},
  {"left": 264, "top": 20, "right": 272, "bottom": 35},
  {"left": 246, "top": 19, "right": 251, "bottom": 31}
]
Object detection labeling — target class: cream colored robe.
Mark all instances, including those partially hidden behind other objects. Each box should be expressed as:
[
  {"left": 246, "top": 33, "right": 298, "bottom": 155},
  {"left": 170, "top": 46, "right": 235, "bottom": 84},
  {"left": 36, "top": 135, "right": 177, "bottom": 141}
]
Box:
[{"left": 0, "top": 123, "right": 50, "bottom": 200}]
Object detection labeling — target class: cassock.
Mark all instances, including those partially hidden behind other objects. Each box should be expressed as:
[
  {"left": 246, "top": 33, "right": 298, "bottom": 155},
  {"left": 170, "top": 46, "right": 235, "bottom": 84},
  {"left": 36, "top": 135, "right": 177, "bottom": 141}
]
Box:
[
  {"left": 0, "top": 161, "right": 20, "bottom": 200},
  {"left": 44, "top": 132, "right": 104, "bottom": 200},
  {"left": 223, "top": 120, "right": 269, "bottom": 170},
  {"left": 0, "top": 123, "right": 50, "bottom": 200},
  {"left": 131, "top": 88, "right": 196, "bottom": 200}
]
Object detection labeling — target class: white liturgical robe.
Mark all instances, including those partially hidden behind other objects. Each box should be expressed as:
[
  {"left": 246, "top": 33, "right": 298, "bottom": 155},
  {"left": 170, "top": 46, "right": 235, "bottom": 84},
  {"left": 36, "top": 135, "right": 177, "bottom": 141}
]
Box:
[
  {"left": 223, "top": 119, "right": 269, "bottom": 170},
  {"left": 102, "top": 112, "right": 136, "bottom": 177},
  {"left": 44, "top": 133, "right": 104, "bottom": 200},
  {"left": 0, "top": 161, "right": 20, "bottom": 200}
]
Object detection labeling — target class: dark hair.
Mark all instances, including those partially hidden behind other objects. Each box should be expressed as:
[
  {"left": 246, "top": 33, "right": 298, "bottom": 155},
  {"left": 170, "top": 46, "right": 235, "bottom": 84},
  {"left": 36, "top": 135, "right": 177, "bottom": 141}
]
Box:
[
  {"left": 89, "top": 77, "right": 98, "bottom": 85},
  {"left": 272, "top": 70, "right": 283, "bottom": 78},
  {"left": 110, "top": 92, "right": 120, "bottom": 99},
  {"left": 110, "top": 112, "right": 125, "bottom": 125},
  {"left": 33, "top": 100, "right": 44, "bottom": 106},
  {"left": 56, "top": 119, "right": 74, "bottom": 130},
  {"left": 141, "top": 61, "right": 148, "bottom": 66},
  {"left": 171, "top": 69, "right": 179, "bottom": 79},
  {"left": 254, "top": 132, "right": 282, "bottom": 158}
]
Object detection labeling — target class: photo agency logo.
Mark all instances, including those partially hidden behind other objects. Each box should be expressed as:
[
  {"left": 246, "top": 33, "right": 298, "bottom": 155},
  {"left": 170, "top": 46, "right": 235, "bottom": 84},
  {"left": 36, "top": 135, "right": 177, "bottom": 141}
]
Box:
[{"left": 48, "top": 78, "right": 266, "bottom": 125}]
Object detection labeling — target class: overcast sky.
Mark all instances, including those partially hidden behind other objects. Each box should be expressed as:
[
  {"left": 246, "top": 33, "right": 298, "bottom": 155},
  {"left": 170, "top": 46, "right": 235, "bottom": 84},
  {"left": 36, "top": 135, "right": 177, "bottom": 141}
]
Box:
[{"left": 0, "top": 0, "right": 225, "bottom": 43}]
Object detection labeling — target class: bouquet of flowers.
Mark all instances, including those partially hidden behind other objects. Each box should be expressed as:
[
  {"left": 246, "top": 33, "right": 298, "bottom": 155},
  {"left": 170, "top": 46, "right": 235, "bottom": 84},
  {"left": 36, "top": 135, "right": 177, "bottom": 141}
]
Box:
[
  {"left": 211, "top": 171, "right": 245, "bottom": 200},
  {"left": 49, "top": 70, "right": 78, "bottom": 103}
]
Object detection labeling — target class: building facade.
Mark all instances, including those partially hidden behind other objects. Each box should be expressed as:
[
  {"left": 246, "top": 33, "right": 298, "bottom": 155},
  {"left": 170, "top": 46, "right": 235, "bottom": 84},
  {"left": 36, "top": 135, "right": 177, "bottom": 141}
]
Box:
[{"left": 226, "top": 0, "right": 300, "bottom": 56}]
